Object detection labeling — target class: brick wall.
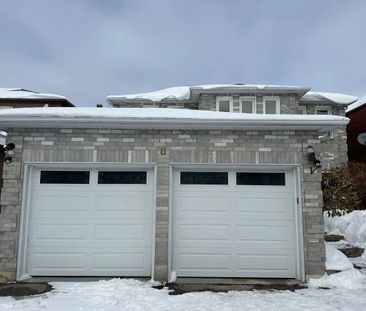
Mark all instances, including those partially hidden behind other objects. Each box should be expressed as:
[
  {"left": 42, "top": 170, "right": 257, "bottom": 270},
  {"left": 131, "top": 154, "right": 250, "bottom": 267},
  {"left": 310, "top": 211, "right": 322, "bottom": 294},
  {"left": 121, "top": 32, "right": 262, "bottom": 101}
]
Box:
[
  {"left": 111, "top": 94, "right": 348, "bottom": 169},
  {"left": 0, "top": 127, "right": 327, "bottom": 281}
]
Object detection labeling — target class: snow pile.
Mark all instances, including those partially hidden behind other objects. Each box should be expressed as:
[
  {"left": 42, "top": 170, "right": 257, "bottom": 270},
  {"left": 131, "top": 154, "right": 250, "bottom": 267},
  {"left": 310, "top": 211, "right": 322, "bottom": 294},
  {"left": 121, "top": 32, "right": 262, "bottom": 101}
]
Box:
[
  {"left": 0, "top": 88, "right": 65, "bottom": 100},
  {"left": 1, "top": 278, "right": 366, "bottom": 311},
  {"left": 325, "top": 244, "right": 354, "bottom": 271},
  {"left": 324, "top": 210, "right": 366, "bottom": 247},
  {"left": 302, "top": 91, "right": 358, "bottom": 105},
  {"left": 309, "top": 269, "right": 366, "bottom": 290},
  {"left": 346, "top": 94, "right": 366, "bottom": 113}
]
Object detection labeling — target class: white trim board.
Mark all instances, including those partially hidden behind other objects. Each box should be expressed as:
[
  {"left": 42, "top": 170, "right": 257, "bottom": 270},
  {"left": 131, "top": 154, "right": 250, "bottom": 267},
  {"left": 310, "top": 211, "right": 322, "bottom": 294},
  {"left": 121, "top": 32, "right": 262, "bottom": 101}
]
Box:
[
  {"left": 168, "top": 163, "right": 305, "bottom": 282},
  {"left": 17, "top": 162, "right": 156, "bottom": 280}
]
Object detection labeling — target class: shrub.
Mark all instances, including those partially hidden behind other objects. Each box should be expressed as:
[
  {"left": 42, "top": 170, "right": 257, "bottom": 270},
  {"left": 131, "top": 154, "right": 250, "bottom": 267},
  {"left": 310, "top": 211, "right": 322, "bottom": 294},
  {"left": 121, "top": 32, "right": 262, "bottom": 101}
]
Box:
[
  {"left": 348, "top": 161, "right": 366, "bottom": 210},
  {"left": 321, "top": 166, "right": 358, "bottom": 217}
]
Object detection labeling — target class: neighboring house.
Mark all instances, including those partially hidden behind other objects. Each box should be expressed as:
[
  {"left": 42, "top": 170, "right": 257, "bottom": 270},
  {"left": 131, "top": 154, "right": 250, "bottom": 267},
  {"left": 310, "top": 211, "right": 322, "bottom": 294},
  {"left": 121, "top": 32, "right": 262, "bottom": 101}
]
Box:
[
  {"left": 0, "top": 88, "right": 74, "bottom": 205},
  {"left": 0, "top": 84, "right": 355, "bottom": 283},
  {"left": 345, "top": 95, "right": 366, "bottom": 162},
  {"left": 0, "top": 88, "right": 74, "bottom": 108}
]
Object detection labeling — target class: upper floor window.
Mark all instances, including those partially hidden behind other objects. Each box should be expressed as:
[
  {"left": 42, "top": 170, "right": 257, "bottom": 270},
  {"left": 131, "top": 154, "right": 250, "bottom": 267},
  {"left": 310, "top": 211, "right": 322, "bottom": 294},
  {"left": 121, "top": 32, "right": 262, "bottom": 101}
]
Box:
[
  {"left": 315, "top": 108, "right": 331, "bottom": 115},
  {"left": 216, "top": 96, "right": 233, "bottom": 112},
  {"left": 298, "top": 106, "right": 306, "bottom": 114},
  {"left": 263, "top": 96, "right": 280, "bottom": 114},
  {"left": 216, "top": 95, "right": 280, "bottom": 114},
  {"left": 239, "top": 96, "right": 256, "bottom": 113}
]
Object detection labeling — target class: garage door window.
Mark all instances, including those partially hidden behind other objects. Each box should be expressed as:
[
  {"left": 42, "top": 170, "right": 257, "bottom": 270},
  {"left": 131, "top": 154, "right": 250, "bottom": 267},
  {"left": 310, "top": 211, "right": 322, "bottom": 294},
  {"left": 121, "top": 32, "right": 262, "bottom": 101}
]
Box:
[
  {"left": 236, "top": 172, "right": 285, "bottom": 186},
  {"left": 180, "top": 172, "right": 228, "bottom": 185},
  {"left": 98, "top": 171, "right": 147, "bottom": 184},
  {"left": 40, "top": 171, "right": 90, "bottom": 184}
]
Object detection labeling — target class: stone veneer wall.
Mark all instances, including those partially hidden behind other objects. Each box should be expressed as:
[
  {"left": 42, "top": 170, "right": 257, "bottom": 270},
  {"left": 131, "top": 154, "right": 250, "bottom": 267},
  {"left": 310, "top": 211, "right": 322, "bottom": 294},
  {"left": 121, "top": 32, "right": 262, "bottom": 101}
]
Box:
[{"left": 0, "top": 127, "right": 326, "bottom": 281}]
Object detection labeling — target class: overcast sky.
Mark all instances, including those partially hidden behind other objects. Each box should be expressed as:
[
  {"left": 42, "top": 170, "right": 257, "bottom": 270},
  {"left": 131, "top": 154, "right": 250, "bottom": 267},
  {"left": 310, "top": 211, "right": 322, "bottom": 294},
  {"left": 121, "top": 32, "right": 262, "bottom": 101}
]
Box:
[{"left": 0, "top": 0, "right": 365, "bottom": 107}]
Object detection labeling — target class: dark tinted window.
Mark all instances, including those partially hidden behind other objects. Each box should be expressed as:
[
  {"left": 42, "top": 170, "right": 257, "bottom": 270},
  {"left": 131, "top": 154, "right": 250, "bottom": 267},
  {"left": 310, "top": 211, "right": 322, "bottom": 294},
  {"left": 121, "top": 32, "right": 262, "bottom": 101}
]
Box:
[
  {"left": 98, "top": 171, "right": 147, "bottom": 184},
  {"left": 180, "top": 172, "right": 228, "bottom": 185},
  {"left": 236, "top": 172, "right": 285, "bottom": 186},
  {"left": 40, "top": 171, "right": 90, "bottom": 184}
]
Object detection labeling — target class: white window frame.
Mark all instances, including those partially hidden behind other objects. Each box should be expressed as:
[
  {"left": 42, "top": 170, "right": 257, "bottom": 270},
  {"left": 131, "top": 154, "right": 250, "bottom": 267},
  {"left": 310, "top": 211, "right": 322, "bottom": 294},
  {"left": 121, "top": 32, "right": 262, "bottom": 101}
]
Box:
[
  {"left": 216, "top": 96, "right": 233, "bottom": 112},
  {"left": 239, "top": 96, "right": 256, "bottom": 114},
  {"left": 298, "top": 106, "right": 306, "bottom": 114},
  {"left": 263, "top": 96, "right": 280, "bottom": 114},
  {"left": 315, "top": 107, "right": 331, "bottom": 115},
  {"left": 315, "top": 107, "right": 334, "bottom": 139}
]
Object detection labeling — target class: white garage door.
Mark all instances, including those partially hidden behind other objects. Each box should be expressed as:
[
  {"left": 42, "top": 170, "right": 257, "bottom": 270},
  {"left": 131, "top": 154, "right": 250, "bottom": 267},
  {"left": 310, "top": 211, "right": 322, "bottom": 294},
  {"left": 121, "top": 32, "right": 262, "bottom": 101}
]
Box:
[
  {"left": 172, "top": 169, "right": 299, "bottom": 278},
  {"left": 26, "top": 168, "right": 153, "bottom": 277}
]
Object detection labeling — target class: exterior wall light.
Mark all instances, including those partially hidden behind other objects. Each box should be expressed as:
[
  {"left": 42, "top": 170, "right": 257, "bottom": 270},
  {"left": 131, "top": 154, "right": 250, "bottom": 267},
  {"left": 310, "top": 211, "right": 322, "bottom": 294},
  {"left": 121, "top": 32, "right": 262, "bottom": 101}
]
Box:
[
  {"left": 160, "top": 145, "right": 167, "bottom": 156},
  {"left": 3, "top": 143, "right": 15, "bottom": 164},
  {"left": 307, "top": 145, "right": 321, "bottom": 174}
]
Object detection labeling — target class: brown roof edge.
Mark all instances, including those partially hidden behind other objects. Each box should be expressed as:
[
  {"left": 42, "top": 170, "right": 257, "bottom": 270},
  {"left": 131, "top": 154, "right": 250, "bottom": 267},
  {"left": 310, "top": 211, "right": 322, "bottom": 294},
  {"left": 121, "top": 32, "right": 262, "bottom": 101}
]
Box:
[{"left": 0, "top": 98, "right": 75, "bottom": 107}]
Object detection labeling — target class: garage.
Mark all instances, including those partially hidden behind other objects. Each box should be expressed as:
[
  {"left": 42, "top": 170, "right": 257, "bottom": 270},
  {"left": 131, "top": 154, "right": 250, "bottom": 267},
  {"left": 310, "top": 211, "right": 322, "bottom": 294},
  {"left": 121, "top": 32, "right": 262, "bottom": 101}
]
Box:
[
  {"left": 172, "top": 168, "right": 301, "bottom": 279},
  {"left": 24, "top": 167, "right": 154, "bottom": 277}
]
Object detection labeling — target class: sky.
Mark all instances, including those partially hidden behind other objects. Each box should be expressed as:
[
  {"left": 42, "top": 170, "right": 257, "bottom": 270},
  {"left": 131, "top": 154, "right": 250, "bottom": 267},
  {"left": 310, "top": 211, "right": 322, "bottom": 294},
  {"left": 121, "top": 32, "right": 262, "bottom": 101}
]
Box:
[{"left": 0, "top": 0, "right": 365, "bottom": 107}]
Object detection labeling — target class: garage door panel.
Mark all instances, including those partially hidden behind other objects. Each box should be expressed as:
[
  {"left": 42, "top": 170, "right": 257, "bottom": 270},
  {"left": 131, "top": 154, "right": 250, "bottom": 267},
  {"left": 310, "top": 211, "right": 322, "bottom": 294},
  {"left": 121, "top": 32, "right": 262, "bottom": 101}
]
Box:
[
  {"left": 176, "top": 224, "right": 230, "bottom": 241},
  {"left": 29, "top": 252, "right": 88, "bottom": 270},
  {"left": 235, "top": 224, "right": 292, "bottom": 242},
  {"left": 94, "top": 194, "right": 148, "bottom": 211},
  {"left": 92, "top": 251, "right": 150, "bottom": 271},
  {"left": 236, "top": 255, "right": 289, "bottom": 270},
  {"left": 31, "top": 223, "right": 88, "bottom": 241},
  {"left": 93, "top": 223, "right": 148, "bottom": 240},
  {"left": 175, "top": 196, "right": 230, "bottom": 211},
  {"left": 177, "top": 253, "right": 231, "bottom": 271},
  {"left": 233, "top": 198, "right": 293, "bottom": 219},
  {"left": 32, "top": 192, "right": 91, "bottom": 213}
]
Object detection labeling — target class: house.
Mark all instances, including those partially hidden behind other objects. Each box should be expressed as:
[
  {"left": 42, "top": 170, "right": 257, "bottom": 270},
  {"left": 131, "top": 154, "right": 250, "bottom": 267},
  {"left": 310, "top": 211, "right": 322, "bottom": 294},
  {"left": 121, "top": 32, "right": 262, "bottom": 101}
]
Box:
[
  {"left": 345, "top": 95, "right": 366, "bottom": 162},
  {"left": 0, "top": 84, "right": 356, "bottom": 283},
  {"left": 0, "top": 88, "right": 74, "bottom": 208},
  {"left": 0, "top": 88, "right": 74, "bottom": 108}
]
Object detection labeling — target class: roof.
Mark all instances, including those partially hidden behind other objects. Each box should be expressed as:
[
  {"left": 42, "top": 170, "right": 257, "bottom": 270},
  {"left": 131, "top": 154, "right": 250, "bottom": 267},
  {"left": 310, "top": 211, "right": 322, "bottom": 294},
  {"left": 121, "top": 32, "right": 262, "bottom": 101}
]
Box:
[
  {"left": 0, "top": 88, "right": 66, "bottom": 99},
  {"left": 0, "top": 107, "right": 348, "bottom": 132},
  {"left": 300, "top": 91, "right": 358, "bottom": 105},
  {"left": 0, "top": 88, "right": 74, "bottom": 106},
  {"left": 346, "top": 94, "right": 366, "bottom": 114},
  {"left": 106, "top": 84, "right": 311, "bottom": 105}
]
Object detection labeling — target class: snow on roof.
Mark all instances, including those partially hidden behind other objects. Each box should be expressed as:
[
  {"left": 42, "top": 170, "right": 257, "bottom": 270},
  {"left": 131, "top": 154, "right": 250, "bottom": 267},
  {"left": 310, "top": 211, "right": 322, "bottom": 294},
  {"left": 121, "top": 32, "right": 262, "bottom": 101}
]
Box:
[
  {"left": 0, "top": 88, "right": 66, "bottom": 100},
  {"left": 346, "top": 94, "right": 366, "bottom": 113},
  {"left": 106, "top": 84, "right": 310, "bottom": 103},
  {"left": 110, "top": 86, "right": 191, "bottom": 101},
  {"left": 301, "top": 91, "right": 358, "bottom": 105},
  {"left": 0, "top": 107, "right": 348, "bottom": 131}
]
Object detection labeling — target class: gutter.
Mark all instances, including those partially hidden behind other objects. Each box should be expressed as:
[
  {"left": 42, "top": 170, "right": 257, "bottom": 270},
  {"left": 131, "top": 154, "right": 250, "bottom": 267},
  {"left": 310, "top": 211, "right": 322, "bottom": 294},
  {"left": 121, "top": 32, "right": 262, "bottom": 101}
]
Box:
[{"left": 0, "top": 116, "right": 349, "bottom": 132}]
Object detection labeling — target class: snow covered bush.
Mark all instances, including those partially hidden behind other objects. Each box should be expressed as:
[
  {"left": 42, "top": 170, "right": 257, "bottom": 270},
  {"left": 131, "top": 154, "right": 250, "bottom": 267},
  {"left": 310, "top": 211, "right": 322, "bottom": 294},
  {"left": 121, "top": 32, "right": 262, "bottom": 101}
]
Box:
[
  {"left": 322, "top": 166, "right": 358, "bottom": 216},
  {"left": 348, "top": 161, "right": 366, "bottom": 210}
]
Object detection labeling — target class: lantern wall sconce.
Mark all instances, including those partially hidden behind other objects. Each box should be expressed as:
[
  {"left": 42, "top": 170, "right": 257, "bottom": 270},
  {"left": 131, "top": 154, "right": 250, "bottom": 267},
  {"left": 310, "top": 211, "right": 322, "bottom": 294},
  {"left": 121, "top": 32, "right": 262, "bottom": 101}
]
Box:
[
  {"left": 3, "top": 143, "right": 16, "bottom": 164},
  {"left": 307, "top": 145, "right": 321, "bottom": 174},
  {"left": 160, "top": 145, "right": 167, "bottom": 155}
]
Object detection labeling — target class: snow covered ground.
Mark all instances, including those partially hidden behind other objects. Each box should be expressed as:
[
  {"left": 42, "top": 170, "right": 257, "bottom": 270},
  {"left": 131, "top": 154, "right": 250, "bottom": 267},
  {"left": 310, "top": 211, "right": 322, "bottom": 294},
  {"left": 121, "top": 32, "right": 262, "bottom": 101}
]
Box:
[
  {"left": 1, "top": 211, "right": 365, "bottom": 311},
  {"left": 325, "top": 210, "right": 366, "bottom": 269},
  {"left": 0, "top": 278, "right": 366, "bottom": 311}
]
